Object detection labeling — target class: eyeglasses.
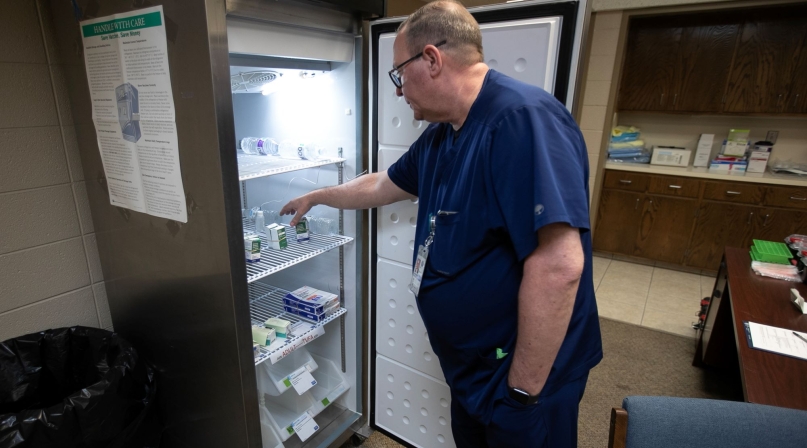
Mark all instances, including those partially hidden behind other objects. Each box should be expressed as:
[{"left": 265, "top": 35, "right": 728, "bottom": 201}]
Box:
[{"left": 388, "top": 40, "right": 447, "bottom": 88}]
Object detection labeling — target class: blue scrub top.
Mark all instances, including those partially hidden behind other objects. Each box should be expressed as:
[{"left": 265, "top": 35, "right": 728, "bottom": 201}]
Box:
[{"left": 387, "top": 70, "right": 602, "bottom": 425}]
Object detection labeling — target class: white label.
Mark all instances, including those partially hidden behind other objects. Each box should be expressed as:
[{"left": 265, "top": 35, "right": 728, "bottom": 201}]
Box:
[
  {"left": 292, "top": 411, "right": 319, "bottom": 442},
  {"left": 269, "top": 325, "right": 326, "bottom": 364},
  {"left": 409, "top": 244, "right": 429, "bottom": 296},
  {"left": 291, "top": 369, "right": 317, "bottom": 395},
  {"left": 80, "top": 6, "right": 187, "bottom": 222}
]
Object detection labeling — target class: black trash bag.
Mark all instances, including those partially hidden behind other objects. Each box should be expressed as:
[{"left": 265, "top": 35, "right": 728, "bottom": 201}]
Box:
[{"left": 0, "top": 326, "right": 160, "bottom": 448}]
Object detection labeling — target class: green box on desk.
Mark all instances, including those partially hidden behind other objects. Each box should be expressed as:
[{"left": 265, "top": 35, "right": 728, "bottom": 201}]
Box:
[{"left": 750, "top": 240, "right": 791, "bottom": 265}]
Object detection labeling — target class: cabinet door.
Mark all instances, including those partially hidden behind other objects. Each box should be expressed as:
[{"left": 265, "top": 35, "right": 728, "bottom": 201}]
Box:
[
  {"left": 593, "top": 190, "right": 643, "bottom": 255},
  {"left": 618, "top": 18, "right": 682, "bottom": 111},
  {"left": 686, "top": 202, "right": 758, "bottom": 270},
  {"left": 674, "top": 19, "right": 739, "bottom": 113},
  {"left": 785, "top": 36, "right": 807, "bottom": 114},
  {"left": 752, "top": 208, "right": 807, "bottom": 243},
  {"left": 633, "top": 195, "right": 698, "bottom": 264},
  {"left": 724, "top": 9, "right": 807, "bottom": 114}
]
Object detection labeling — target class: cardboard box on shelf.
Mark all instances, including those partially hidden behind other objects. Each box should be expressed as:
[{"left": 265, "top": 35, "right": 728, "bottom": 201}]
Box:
[{"left": 651, "top": 146, "right": 691, "bottom": 167}]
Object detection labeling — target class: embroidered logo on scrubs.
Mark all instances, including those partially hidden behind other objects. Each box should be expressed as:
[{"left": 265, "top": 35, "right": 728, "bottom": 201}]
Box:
[
  {"left": 534, "top": 204, "right": 545, "bottom": 215},
  {"left": 496, "top": 348, "right": 508, "bottom": 359}
]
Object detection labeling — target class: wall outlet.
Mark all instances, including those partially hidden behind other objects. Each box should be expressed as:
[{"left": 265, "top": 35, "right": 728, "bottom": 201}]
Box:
[{"left": 766, "top": 130, "right": 779, "bottom": 144}]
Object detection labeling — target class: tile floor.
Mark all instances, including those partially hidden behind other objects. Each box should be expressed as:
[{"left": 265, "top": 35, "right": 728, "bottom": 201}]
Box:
[{"left": 593, "top": 255, "right": 714, "bottom": 338}]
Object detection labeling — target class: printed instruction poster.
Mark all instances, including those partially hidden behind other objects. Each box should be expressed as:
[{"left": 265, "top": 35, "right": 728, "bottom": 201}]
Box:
[{"left": 81, "top": 6, "right": 187, "bottom": 222}]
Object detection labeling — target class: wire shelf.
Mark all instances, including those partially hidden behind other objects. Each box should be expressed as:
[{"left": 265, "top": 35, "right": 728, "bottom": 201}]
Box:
[
  {"left": 250, "top": 282, "right": 346, "bottom": 366},
  {"left": 243, "top": 220, "right": 353, "bottom": 284},
  {"left": 238, "top": 154, "right": 346, "bottom": 181}
]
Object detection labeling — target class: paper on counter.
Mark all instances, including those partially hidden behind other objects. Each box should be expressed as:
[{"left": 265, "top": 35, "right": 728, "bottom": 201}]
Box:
[{"left": 745, "top": 322, "right": 807, "bottom": 361}]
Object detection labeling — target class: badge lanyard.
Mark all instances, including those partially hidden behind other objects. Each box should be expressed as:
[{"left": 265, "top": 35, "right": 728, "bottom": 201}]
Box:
[{"left": 409, "top": 210, "right": 456, "bottom": 297}]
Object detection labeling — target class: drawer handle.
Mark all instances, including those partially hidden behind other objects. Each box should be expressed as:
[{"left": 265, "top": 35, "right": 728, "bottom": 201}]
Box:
[
  {"left": 747, "top": 212, "right": 754, "bottom": 225},
  {"left": 669, "top": 185, "right": 682, "bottom": 189},
  {"left": 726, "top": 191, "right": 741, "bottom": 195},
  {"left": 790, "top": 196, "right": 807, "bottom": 201},
  {"left": 620, "top": 180, "right": 632, "bottom": 184}
]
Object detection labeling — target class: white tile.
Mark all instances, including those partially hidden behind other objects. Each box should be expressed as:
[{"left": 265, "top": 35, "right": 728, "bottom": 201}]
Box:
[
  {"left": 579, "top": 105, "right": 607, "bottom": 131},
  {"left": 0, "top": 0, "right": 46, "bottom": 64},
  {"left": 594, "top": 11, "right": 622, "bottom": 31},
  {"left": 0, "top": 238, "right": 91, "bottom": 313},
  {"left": 596, "top": 260, "right": 653, "bottom": 306},
  {"left": 645, "top": 268, "right": 702, "bottom": 314},
  {"left": 641, "top": 308, "right": 699, "bottom": 339},
  {"left": 0, "top": 184, "right": 81, "bottom": 255},
  {"left": 84, "top": 233, "right": 103, "bottom": 283},
  {"left": 0, "top": 126, "right": 69, "bottom": 193},
  {"left": 73, "top": 182, "right": 94, "bottom": 234},
  {"left": 583, "top": 80, "right": 612, "bottom": 106},
  {"left": 592, "top": 255, "right": 611, "bottom": 290},
  {"left": 596, "top": 298, "right": 644, "bottom": 325},
  {"left": 586, "top": 55, "right": 616, "bottom": 82},
  {"left": 50, "top": 64, "right": 73, "bottom": 126},
  {"left": 582, "top": 129, "right": 604, "bottom": 154},
  {"left": 588, "top": 153, "right": 600, "bottom": 174},
  {"left": 62, "top": 126, "right": 84, "bottom": 181},
  {"left": 93, "top": 282, "right": 112, "bottom": 329},
  {"left": 0, "top": 287, "right": 99, "bottom": 341},
  {"left": 589, "top": 28, "right": 620, "bottom": 57},
  {"left": 0, "top": 62, "right": 59, "bottom": 128}
]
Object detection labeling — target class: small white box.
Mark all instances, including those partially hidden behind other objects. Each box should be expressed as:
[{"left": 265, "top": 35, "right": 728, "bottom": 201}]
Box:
[
  {"left": 265, "top": 223, "right": 288, "bottom": 250},
  {"left": 708, "top": 161, "right": 747, "bottom": 174},
  {"left": 722, "top": 140, "right": 748, "bottom": 157},
  {"left": 693, "top": 134, "right": 714, "bottom": 167},
  {"left": 651, "top": 146, "right": 691, "bottom": 167},
  {"left": 244, "top": 235, "right": 261, "bottom": 263},
  {"left": 747, "top": 151, "right": 771, "bottom": 174}
]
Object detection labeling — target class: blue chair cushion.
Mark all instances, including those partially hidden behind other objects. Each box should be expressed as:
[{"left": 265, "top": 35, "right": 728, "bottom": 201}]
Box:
[{"left": 622, "top": 396, "right": 807, "bottom": 448}]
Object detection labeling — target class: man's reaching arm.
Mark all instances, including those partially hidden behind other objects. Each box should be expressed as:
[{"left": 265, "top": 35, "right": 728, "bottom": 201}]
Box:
[{"left": 280, "top": 170, "right": 415, "bottom": 225}]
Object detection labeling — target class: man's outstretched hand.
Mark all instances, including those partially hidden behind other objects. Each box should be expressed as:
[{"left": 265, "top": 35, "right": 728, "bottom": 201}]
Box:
[{"left": 280, "top": 195, "right": 314, "bottom": 226}]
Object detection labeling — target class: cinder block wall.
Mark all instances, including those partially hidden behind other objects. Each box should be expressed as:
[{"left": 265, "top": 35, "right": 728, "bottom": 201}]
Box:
[{"left": 0, "top": 0, "right": 111, "bottom": 341}]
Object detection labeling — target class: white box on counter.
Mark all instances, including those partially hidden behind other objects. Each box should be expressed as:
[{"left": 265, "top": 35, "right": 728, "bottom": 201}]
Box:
[
  {"left": 693, "top": 134, "right": 714, "bottom": 167},
  {"left": 651, "top": 146, "right": 691, "bottom": 167},
  {"left": 747, "top": 150, "right": 772, "bottom": 174}
]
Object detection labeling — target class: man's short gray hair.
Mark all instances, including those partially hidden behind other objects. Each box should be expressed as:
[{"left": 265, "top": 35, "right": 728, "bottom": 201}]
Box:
[{"left": 397, "top": 0, "right": 484, "bottom": 66}]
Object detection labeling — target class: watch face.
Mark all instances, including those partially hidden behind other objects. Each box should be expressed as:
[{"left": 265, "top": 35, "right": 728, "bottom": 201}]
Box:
[{"left": 509, "top": 387, "right": 531, "bottom": 404}]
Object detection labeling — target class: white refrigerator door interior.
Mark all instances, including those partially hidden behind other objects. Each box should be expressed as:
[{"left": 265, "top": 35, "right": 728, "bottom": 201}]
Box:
[{"left": 374, "top": 15, "right": 563, "bottom": 448}]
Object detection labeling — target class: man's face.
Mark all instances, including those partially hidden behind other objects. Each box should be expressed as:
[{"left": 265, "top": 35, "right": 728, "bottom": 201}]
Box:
[{"left": 392, "top": 33, "right": 430, "bottom": 122}]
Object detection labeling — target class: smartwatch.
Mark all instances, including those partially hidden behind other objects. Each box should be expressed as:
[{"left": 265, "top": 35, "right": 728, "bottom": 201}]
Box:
[{"left": 508, "top": 386, "right": 540, "bottom": 405}]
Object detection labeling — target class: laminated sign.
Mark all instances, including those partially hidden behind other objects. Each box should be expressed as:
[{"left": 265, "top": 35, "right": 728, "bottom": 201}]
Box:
[{"left": 81, "top": 6, "right": 188, "bottom": 222}]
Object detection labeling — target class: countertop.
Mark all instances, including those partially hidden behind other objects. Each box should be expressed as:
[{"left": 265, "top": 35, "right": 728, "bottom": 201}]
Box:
[{"left": 604, "top": 162, "right": 807, "bottom": 187}]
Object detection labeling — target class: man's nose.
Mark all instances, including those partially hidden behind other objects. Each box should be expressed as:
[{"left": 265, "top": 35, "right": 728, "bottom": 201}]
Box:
[{"left": 395, "top": 86, "right": 403, "bottom": 97}]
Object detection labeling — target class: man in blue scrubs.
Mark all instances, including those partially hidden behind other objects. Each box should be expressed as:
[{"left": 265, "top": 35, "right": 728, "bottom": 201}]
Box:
[{"left": 281, "top": 1, "right": 602, "bottom": 446}]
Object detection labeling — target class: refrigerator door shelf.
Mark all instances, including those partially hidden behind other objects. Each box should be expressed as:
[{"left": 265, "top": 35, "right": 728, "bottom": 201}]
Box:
[
  {"left": 250, "top": 282, "right": 346, "bottom": 366},
  {"left": 260, "top": 353, "right": 350, "bottom": 442},
  {"left": 237, "top": 154, "right": 346, "bottom": 181},
  {"left": 257, "top": 347, "right": 319, "bottom": 396},
  {"left": 242, "top": 221, "right": 353, "bottom": 284}
]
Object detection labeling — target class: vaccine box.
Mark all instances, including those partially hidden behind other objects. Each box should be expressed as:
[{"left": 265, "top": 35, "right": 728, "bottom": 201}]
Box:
[
  {"left": 747, "top": 150, "right": 772, "bottom": 174},
  {"left": 693, "top": 134, "right": 714, "bottom": 167},
  {"left": 722, "top": 140, "right": 749, "bottom": 157},
  {"left": 244, "top": 235, "right": 261, "bottom": 263},
  {"left": 295, "top": 218, "right": 310, "bottom": 242},
  {"left": 285, "top": 286, "right": 339, "bottom": 312},
  {"left": 265, "top": 223, "right": 288, "bottom": 250},
  {"left": 651, "top": 146, "right": 691, "bottom": 167},
  {"left": 709, "top": 160, "right": 747, "bottom": 174},
  {"left": 252, "top": 325, "right": 276, "bottom": 346},
  {"left": 264, "top": 317, "right": 291, "bottom": 338}
]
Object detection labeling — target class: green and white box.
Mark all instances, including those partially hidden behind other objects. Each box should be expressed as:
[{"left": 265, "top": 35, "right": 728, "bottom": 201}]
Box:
[
  {"left": 252, "top": 325, "right": 276, "bottom": 346},
  {"left": 244, "top": 234, "right": 261, "bottom": 263},
  {"left": 266, "top": 223, "right": 288, "bottom": 250},
  {"left": 265, "top": 317, "right": 292, "bottom": 338},
  {"left": 295, "top": 217, "right": 310, "bottom": 242}
]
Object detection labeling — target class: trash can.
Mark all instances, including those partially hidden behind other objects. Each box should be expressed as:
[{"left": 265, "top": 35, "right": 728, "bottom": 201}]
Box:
[{"left": 0, "top": 326, "right": 160, "bottom": 448}]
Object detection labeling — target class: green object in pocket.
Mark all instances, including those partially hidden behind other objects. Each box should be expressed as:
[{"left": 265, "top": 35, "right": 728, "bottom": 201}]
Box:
[{"left": 496, "top": 348, "right": 508, "bottom": 359}]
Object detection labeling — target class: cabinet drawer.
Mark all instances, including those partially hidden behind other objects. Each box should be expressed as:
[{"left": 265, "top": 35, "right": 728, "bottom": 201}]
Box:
[
  {"left": 603, "top": 170, "right": 650, "bottom": 192},
  {"left": 702, "top": 182, "right": 763, "bottom": 204},
  {"left": 764, "top": 185, "right": 807, "bottom": 210},
  {"left": 648, "top": 176, "right": 701, "bottom": 198}
]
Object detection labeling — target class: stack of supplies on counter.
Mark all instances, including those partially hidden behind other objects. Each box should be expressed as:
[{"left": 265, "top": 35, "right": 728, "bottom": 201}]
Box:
[{"left": 608, "top": 126, "right": 650, "bottom": 164}]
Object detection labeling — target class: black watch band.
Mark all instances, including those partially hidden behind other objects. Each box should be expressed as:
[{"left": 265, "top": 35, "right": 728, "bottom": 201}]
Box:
[{"left": 508, "top": 386, "right": 540, "bottom": 405}]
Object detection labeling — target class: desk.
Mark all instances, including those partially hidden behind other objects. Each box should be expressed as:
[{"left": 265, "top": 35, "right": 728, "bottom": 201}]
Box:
[{"left": 695, "top": 247, "right": 807, "bottom": 410}]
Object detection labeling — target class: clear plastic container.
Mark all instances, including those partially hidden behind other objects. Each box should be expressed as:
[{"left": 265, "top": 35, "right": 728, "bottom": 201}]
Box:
[
  {"left": 256, "top": 348, "right": 319, "bottom": 396},
  {"left": 261, "top": 387, "right": 316, "bottom": 442},
  {"left": 277, "top": 140, "right": 324, "bottom": 160},
  {"left": 308, "top": 353, "right": 350, "bottom": 413},
  {"left": 259, "top": 406, "right": 285, "bottom": 448},
  {"left": 240, "top": 137, "right": 278, "bottom": 156}
]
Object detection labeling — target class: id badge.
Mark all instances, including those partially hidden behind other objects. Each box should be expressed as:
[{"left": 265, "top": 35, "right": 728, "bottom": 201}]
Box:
[{"left": 409, "top": 244, "right": 429, "bottom": 297}]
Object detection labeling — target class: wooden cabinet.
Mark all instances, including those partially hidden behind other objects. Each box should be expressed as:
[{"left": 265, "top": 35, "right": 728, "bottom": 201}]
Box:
[
  {"left": 724, "top": 7, "right": 807, "bottom": 114},
  {"left": 634, "top": 195, "right": 698, "bottom": 263},
  {"left": 595, "top": 169, "right": 807, "bottom": 271},
  {"left": 686, "top": 202, "right": 758, "bottom": 270},
  {"left": 618, "top": 4, "right": 807, "bottom": 115}
]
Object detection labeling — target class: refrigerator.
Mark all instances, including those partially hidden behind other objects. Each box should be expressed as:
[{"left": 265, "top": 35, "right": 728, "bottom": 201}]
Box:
[{"left": 47, "top": 0, "right": 589, "bottom": 447}]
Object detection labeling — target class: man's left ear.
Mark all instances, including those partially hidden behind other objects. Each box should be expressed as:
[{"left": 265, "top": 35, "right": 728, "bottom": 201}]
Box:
[{"left": 423, "top": 44, "right": 443, "bottom": 77}]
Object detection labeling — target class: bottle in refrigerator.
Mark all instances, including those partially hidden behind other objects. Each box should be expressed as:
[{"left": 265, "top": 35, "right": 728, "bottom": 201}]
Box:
[
  {"left": 241, "top": 137, "right": 279, "bottom": 156},
  {"left": 278, "top": 140, "right": 324, "bottom": 161}
]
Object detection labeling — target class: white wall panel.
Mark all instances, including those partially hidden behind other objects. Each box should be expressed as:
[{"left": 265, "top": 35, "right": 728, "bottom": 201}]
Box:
[
  {"left": 375, "top": 355, "right": 456, "bottom": 448},
  {"left": 376, "top": 259, "right": 445, "bottom": 381}
]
